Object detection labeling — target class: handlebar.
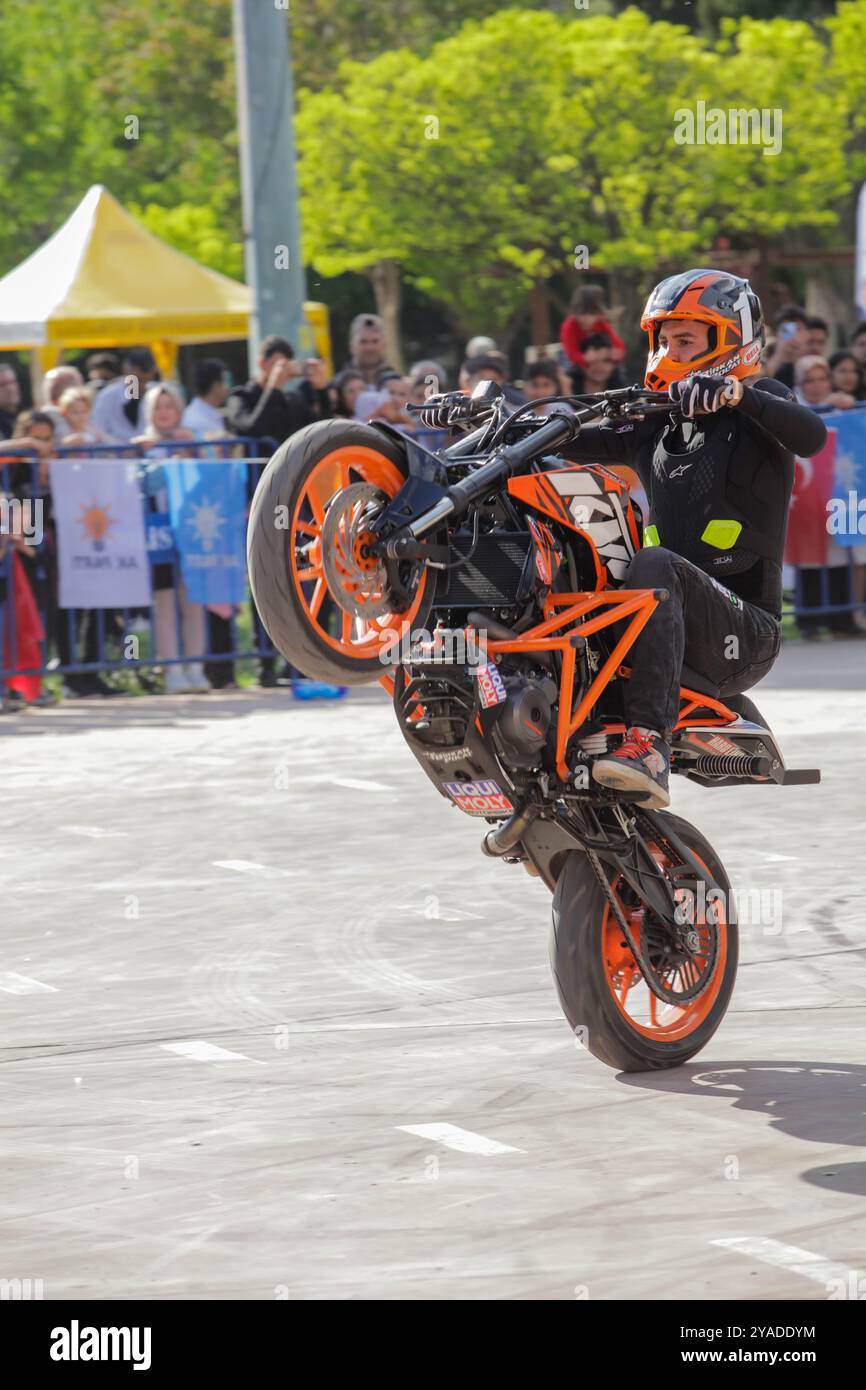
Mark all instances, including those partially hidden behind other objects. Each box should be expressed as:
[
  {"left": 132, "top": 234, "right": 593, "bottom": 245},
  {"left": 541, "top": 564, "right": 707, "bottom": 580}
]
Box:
[
  {"left": 389, "top": 412, "right": 578, "bottom": 549},
  {"left": 384, "top": 386, "right": 675, "bottom": 551},
  {"left": 447, "top": 411, "right": 577, "bottom": 518}
]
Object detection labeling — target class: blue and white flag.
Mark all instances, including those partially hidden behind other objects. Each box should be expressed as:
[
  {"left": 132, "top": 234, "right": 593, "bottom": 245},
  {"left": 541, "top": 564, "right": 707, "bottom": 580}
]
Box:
[
  {"left": 163, "top": 459, "right": 247, "bottom": 604},
  {"left": 823, "top": 409, "right": 866, "bottom": 547}
]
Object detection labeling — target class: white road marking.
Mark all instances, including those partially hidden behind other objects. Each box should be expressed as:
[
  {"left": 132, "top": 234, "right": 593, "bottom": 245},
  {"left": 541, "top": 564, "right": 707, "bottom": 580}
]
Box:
[
  {"left": 185, "top": 756, "right": 236, "bottom": 766},
  {"left": 212, "top": 860, "right": 297, "bottom": 878},
  {"left": 161, "top": 1041, "right": 265, "bottom": 1064},
  {"left": 763, "top": 853, "right": 798, "bottom": 863},
  {"left": 397, "top": 1123, "right": 524, "bottom": 1155},
  {"left": 0, "top": 972, "right": 58, "bottom": 994},
  {"left": 61, "top": 825, "right": 128, "bottom": 838},
  {"left": 711, "top": 1236, "right": 856, "bottom": 1290},
  {"left": 330, "top": 777, "right": 393, "bottom": 792}
]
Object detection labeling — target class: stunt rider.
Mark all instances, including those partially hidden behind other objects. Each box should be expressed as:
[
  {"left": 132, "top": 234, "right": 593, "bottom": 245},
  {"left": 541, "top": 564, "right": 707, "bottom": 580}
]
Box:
[{"left": 562, "top": 269, "right": 827, "bottom": 809}]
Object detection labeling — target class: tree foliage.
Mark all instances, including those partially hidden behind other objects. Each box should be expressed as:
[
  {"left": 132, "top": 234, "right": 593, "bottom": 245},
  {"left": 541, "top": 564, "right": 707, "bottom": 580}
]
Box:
[
  {"left": 0, "top": 0, "right": 865, "bottom": 348},
  {"left": 297, "top": 4, "right": 859, "bottom": 336},
  {"left": 0, "top": 0, "right": 238, "bottom": 273}
]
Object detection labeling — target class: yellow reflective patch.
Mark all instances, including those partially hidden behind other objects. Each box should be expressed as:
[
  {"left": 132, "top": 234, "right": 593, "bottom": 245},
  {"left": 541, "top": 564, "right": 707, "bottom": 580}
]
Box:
[
  {"left": 701, "top": 519, "right": 742, "bottom": 549},
  {"left": 643, "top": 524, "right": 660, "bottom": 547}
]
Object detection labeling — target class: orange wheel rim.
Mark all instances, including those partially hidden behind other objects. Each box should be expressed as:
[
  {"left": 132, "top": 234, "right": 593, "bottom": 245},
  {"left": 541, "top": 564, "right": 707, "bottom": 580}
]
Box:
[
  {"left": 601, "top": 848, "right": 727, "bottom": 1041},
  {"left": 289, "top": 445, "right": 429, "bottom": 661}
]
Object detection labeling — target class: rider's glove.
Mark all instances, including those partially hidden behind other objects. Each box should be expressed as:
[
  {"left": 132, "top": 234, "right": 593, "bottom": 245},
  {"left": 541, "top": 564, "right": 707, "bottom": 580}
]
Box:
[
  {"left": 669, "top": 374, "right": 742, "bottom": 419},
  {"left": 415, "top": 393, "right": 459, "bottom": 428}
]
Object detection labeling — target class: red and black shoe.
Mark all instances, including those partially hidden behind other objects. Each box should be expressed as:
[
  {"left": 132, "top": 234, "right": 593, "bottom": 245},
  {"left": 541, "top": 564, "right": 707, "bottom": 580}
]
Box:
[{"left": 592, "top": 726, "right": 671, "bottom": 809}]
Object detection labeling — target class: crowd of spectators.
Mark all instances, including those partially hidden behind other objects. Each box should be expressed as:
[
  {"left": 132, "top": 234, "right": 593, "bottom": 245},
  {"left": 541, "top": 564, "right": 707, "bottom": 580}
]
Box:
[{"left": 2, "top": 291, "right": 865, "bottom": 709}]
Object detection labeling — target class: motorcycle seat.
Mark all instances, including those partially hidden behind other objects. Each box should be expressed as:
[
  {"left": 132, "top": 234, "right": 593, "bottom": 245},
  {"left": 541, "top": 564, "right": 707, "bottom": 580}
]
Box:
[{"left": 680, "top": 663, "right": 726, "bottom": 698}]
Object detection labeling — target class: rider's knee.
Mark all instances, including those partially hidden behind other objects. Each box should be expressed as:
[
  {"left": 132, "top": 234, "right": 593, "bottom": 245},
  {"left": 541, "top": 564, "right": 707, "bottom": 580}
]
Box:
[{"left": 626, "top": 545, "right": 677, "bottom": 586}]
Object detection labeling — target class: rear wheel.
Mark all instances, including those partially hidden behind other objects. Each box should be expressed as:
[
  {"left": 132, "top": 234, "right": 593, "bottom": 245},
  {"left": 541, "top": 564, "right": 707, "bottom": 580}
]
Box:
[
  {"left": 247, "top": 420, "right": 435, "bottom": 685},
  {"left": 550, "top": 813, "right": 738, "bottom": 1072}
]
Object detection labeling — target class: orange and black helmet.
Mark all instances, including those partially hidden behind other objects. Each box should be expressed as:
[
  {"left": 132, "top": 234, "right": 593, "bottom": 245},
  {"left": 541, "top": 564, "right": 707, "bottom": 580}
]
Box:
[{"left": 641, "top": 269, "right": 764, "bottom": 391}]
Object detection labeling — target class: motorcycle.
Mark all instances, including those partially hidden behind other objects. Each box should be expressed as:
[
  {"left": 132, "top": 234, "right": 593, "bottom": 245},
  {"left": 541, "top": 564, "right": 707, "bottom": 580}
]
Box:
[{"left": 247, "top": 381, "right": 820, "bottom": 1072}]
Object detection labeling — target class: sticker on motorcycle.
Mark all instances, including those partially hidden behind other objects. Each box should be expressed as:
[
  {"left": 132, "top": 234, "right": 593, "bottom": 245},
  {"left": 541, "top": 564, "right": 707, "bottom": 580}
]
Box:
[
  {"left": 442, "top": 779, "right": 514, "bottom": 817},
  {"left": 475, "top": 663, "right": 507, "bottom": 708},
  {"left": 424, "top": 746, "right": 471, "bottom": 763}
]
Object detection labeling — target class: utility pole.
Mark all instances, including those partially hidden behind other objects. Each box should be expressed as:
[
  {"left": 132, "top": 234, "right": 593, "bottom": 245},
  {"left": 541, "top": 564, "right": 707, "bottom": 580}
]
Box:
[{"left": 232, "top": 0, "right": 306, "bottom": 370}]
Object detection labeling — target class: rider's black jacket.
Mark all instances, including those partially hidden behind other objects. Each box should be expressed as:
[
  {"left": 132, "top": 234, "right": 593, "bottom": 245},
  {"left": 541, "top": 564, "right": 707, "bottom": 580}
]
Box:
[{"left": 561, "top": 378, "right": 827, "bottom": 620}]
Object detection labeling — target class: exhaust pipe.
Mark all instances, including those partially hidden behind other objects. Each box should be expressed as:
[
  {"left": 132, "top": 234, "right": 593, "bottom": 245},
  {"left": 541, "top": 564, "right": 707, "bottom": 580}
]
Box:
[{"left": 481, "top": 804, "right": 538, "bottom": 857}]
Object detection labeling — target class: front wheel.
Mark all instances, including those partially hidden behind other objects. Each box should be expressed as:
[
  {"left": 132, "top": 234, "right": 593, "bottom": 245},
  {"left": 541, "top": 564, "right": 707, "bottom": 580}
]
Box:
[
  {"left": 247, "top": 420, "right": 435, "bottom": 685},
  {"left": 550, "top": 813, "right": 738, "bottom": 1072}
]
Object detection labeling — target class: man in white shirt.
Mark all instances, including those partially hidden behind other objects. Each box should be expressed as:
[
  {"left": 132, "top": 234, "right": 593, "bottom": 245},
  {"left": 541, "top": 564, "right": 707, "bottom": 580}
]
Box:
[
  {"left": 90, "top": 347, "right": 159, "bottom": 443},
  {"left": 181, "top": 358, "right": 230, "bottom": 437}
]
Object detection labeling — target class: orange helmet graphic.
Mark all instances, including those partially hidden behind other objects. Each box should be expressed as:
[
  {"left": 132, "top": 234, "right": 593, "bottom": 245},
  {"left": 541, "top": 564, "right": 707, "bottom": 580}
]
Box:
[{"left": 641, "top": 269, "right": 764, "bottom": 391}]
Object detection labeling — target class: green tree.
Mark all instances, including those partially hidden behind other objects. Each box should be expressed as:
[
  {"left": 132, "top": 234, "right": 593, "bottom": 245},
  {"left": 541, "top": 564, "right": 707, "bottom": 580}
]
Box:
[
  {"left": 297, "top": 6, "right": 855, "bottom": 345},
  {"left": 130, "top": 203, "right": 244, "bottom": 281},
  {"left": 0, "top": 0, "right": 239, "bottom": 274},
  {"left": 289, "top": 0, "right": 613, "bottom": 91},
  {"left": 827, "top": 0, "right": 866, "bottom": 170}
]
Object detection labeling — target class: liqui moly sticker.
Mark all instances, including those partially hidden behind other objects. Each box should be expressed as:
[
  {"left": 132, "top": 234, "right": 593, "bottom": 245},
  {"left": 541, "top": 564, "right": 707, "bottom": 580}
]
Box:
[
  {"left": 443, "top": 779, "right": 514, "bottom": 817},
  {"left": 475, "top": 663, "right": 507, "bottom": 708}
]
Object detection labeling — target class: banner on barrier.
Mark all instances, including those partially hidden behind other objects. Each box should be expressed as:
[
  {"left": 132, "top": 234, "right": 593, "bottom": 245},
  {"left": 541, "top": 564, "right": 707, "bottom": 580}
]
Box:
[
  {"left": 52, "top": 459, "right": 151, "bottom": 609},
  {"left": 822, "top": 411, "right": 866, "bottom": 547},
  {"left": 786, "top": 410, "right": 866, "bottom": 565},
  {"left": 163, "top": 460, "right": 247, "bottom": 605}
]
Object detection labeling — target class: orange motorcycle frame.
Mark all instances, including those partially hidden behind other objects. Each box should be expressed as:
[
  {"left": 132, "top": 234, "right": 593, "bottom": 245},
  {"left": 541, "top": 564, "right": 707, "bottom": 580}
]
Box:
[
  {"left": 377, "top": 461, "right": 741, "bottom": 778},
  {"left": 380, "top": 589, "right": 740, "bottom": 782}
]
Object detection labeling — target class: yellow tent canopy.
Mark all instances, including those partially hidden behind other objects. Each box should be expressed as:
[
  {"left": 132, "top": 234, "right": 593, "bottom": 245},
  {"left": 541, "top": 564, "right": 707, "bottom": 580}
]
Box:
[{"left": 0, "top": 185, "right": 331, "bottom": 382}]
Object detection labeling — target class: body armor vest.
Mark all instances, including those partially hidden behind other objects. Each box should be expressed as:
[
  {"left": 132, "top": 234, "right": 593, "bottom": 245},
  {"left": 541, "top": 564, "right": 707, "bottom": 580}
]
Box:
[{"left": 636, "top": 413, "right": 793, "bottom": 615}]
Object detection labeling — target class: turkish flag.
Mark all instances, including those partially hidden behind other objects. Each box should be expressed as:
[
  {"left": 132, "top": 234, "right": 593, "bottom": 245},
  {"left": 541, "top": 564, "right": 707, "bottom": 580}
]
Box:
[{"left": 784, "top": 430, "right": 836, "bottom": 566}]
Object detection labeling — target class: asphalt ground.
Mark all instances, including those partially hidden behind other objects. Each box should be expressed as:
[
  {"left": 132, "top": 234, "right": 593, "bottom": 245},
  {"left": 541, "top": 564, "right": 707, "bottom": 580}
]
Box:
[{"left": 1, "top": 638, "right": 864, "bottom": 1300}]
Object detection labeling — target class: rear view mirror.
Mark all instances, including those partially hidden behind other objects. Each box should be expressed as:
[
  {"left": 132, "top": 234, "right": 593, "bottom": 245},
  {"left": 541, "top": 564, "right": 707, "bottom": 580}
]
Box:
[{"left": 471, "top": 379, "right": 504, "bottom": 402}]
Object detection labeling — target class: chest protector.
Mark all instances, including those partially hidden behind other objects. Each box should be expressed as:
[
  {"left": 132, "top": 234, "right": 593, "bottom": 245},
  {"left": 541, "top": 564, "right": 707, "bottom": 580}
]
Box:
[{"left": 641, "top": 415, "right": 784, "bottom": 580}]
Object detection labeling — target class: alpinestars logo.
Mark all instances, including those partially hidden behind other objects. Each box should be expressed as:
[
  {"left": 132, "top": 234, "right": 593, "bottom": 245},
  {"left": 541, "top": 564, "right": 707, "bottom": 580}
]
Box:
[
  {"left": 550, "top": 473, "right": 635, "bottom": 580},
  {"left": 669, "top": 461, "right": 693, "bottom": 479}
]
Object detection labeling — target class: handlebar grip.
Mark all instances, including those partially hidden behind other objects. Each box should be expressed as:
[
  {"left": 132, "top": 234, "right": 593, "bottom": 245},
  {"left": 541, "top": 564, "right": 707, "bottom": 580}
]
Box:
[{"left": 412, "top": 403, "right": 454, "bottom": 428}]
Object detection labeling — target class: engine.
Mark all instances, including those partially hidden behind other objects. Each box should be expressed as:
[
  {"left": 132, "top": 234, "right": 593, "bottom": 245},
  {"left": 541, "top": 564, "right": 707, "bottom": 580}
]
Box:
[{"left": 492, "top": 671, "right": 559, "bottom": 770}]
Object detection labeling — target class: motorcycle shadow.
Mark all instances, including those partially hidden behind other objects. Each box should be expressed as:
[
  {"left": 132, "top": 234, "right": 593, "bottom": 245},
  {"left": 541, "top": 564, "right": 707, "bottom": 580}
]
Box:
[{"left": 617, "top": 1059, "right": 866, "bottom": 1197}]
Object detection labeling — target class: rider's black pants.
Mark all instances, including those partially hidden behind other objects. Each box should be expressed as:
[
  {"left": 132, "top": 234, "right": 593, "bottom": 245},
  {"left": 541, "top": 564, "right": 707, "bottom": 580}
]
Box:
[{"left": 621, "top": 546, "right": 782, "bottom": 740}]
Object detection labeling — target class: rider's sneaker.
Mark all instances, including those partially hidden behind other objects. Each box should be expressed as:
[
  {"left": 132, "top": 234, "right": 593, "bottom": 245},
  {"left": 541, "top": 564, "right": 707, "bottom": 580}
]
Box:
[{"left": 592, "top": 726, "right": 671, "bottom": 809}]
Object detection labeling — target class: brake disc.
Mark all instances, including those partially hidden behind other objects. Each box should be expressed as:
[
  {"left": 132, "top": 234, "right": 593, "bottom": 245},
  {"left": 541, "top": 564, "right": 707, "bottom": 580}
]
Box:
[{"left": 320, "top": 482, "right": 395, "bottom": 620}]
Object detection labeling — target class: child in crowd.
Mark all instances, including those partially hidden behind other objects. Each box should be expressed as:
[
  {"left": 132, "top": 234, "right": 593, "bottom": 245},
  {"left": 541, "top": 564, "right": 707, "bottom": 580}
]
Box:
[
  {"left": 58, "top": 387, "right": 113, "bottom": 446},
  {"left": 560, "top": 284, "right": 626, "bottom": 370}
]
